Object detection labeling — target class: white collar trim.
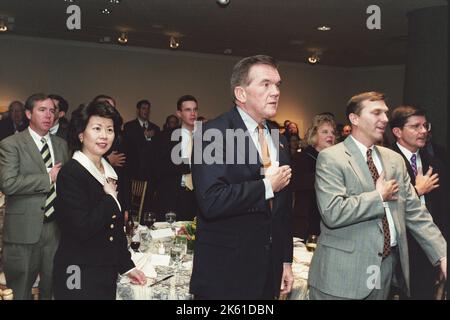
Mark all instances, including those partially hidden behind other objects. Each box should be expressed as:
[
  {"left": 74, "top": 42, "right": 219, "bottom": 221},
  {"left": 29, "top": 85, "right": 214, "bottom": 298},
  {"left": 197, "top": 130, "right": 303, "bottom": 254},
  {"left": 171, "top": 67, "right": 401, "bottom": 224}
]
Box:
[{"left": 72, "top": 151, "right": 121, "bottom": 210}]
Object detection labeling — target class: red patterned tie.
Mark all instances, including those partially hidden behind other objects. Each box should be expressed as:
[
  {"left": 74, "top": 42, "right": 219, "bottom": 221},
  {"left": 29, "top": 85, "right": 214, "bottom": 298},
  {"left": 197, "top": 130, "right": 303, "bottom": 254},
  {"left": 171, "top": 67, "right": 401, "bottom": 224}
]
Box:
[{"left": 366, "top": 148, "right": 391, "bottom": 258}]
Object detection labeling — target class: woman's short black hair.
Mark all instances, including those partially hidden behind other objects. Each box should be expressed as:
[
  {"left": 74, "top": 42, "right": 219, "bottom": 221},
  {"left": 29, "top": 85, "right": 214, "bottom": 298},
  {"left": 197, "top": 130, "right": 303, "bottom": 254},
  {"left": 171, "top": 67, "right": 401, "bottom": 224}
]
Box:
[{"left": 68, "top": 101, "right": 122, "bottom": 152}]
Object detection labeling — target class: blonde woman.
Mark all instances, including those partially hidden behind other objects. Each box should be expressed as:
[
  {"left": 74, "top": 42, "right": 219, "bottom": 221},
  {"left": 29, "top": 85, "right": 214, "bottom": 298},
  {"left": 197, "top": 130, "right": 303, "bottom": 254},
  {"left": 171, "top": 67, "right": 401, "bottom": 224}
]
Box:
[{"left": 291, "top": 114, "right": 335, "bottom": 239}]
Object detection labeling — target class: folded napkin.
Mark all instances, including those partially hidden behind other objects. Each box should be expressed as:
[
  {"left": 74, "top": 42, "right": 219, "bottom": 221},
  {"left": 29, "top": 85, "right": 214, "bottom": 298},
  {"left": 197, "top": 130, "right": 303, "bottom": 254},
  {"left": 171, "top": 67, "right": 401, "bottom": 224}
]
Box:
[
  {"left": 149, "top": 254, "right": 171, "bottom": 267},
  {"left": 292, "top": 263, "right": 310, "bottom": 280},
  {"left": 150, "top": 228, "right": 174, "bottom": 239},
  {"left": 293, "top": 247, "right": 313, "bottom": 265},
  {"left": 131, "top": 251, "right": 157, "bottom": 278}
]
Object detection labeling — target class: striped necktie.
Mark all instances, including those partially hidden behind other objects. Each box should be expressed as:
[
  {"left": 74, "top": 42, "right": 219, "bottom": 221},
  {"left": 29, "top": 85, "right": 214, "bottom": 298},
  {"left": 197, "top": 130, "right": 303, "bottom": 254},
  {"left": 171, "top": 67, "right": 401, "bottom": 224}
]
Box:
[
  {"left": 366, "top": 148, "right": 391, "bottom": 258},
  {"left": 410, "top": 154, "right": 418, "bottom": 176},
  {"left": 41, "top": 138, "right": 56, "bottom": 221}
]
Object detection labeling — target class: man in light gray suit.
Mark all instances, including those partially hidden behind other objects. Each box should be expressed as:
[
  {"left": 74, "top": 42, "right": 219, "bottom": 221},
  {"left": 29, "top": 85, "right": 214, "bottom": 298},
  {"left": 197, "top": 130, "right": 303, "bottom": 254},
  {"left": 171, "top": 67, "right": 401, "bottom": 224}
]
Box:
[
  {"left": 0, "top": 93, "right": 69, "bottom": 299},
  {"left": 308, "top": 91, "right": 446, "bottom": 300}
]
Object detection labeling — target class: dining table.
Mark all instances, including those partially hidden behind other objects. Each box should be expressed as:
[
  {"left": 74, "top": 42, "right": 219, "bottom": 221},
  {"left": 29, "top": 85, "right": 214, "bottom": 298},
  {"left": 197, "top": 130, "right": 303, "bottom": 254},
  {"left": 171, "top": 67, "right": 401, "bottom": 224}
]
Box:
[{"left": 116, "top": 222, "right": 311, "bottom": 300}]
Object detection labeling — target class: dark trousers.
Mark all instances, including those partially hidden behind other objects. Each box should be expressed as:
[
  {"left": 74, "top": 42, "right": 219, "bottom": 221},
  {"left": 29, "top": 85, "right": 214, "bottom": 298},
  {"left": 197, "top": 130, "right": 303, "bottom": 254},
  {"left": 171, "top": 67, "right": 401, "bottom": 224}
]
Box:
[{"left": 3, "top": 221, "right": 59, "bottom": 300}]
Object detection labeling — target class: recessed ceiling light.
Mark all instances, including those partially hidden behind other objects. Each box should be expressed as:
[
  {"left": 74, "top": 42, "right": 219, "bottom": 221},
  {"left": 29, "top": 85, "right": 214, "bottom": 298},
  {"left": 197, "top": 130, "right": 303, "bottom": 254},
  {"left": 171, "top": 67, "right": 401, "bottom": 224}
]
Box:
[
  {"left": 118, "top": 33, "right": 128, "bottom": 44},
  {"left": 109, "top": 0, "right": 121, "bottom": 4},
  {"left": 224, "top": 48, "right": 233, "bottom": 55},
  {"left": 317, "top": 26, "right": 331, "bottom": 31},
  {"left": 101, "top": 8, "right": 111, "bottom": 15},
  {"left": 169, "top": 36, "right": 179, "bottom": 49},
  {"left": 64, "top": 0, "right": 74, "bottom": 3},
  {"left": 0, "top": 25, "right": 8, "bottom": 32}
]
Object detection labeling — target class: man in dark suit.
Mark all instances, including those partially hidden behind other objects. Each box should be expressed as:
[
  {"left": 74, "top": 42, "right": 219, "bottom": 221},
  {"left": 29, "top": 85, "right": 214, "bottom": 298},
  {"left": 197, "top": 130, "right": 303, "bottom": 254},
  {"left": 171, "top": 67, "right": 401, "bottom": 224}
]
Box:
[
  {"left": 153, "top": 95, "right": 199, "bottom": 221},
  {"left": 0, "top": 101, "right": 28, "bottom": 141},
  {"left": 49, "top": 94, "right": 69, "bottom": 141},
  {"left": 0, "top": 93, "right": 69, "bottom": 299},
  {"left": 189, "top": 55, "right": 293, "bottom": 299},
  {"left": 390, "top": 105, "right": 449, "bottom": 299},
  {"left": 123, "top": 100, "right": 160, "bottom": 179}
]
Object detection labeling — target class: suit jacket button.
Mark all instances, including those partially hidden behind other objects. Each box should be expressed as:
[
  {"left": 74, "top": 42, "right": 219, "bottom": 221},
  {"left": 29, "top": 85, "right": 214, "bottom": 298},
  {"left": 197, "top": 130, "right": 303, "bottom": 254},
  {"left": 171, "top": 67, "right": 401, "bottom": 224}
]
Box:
[
  {"left": 109, "top": 236, "right": 114, "bottom": 242},
  {"left": 110, "top": 224, "right": 114, "bottom": 229},
  {"left": 41, "top": 206, "right": 45, "bottom": 210},
  {"left": 378, "top": 252, "right": 383, "bottom": 257}
]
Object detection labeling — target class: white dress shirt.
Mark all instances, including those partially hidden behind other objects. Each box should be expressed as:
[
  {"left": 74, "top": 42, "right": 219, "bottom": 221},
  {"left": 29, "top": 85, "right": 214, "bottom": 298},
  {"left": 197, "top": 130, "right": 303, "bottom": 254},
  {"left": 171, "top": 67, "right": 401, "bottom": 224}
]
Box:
[
  {"left": 49, "top": 122, "right": 59, "bottom": 135},
  {"left": 350, "top": 135, "right": 398, "bottom": 247},
  {"left": 180, "top": 126, "right": 193, "bottom": 188},
  {"left": 236, "top": 107, "right": 276, "bottom": 200},
  {"left": 396, "top": 142, "right": 425, "bottom": 205},
  {"left": 138, "top": 118, "right": 152, "bottom": 141}
]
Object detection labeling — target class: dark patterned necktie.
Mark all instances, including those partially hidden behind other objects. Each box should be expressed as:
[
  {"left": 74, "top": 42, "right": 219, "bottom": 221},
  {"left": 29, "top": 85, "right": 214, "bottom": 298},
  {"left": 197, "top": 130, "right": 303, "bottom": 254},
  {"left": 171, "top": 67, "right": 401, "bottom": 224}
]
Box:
[
  {"left": 410, "top": 154, "right": 418, "bottom": 176},
  {"left": 41, "top": 138, "right": 56, "bottom": 220},
  {"left": 366, "top": 148, "right": 391, "bottom": 258}
]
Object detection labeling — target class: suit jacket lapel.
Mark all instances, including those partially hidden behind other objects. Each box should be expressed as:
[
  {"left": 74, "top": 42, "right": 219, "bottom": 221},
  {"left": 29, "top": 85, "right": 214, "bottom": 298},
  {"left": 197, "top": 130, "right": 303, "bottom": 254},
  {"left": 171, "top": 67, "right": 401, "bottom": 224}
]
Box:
[
  {"left": 392, "top": 143, "right": 416, "bottom": 184},
  {"left": 23, "top": 130, "right": 47, "bottom": 173},
  {"left": 343, "top": 138, "right": 374, "bottom": 192},
  {"left": 228, "top": 108, "right": 261, "bottom": 174},
  {"left": 376, "top": 146, "right": 402, "bottom": 233},
  {"left": 49, "top": 135, "right": 63, "bottom": 164},
  {"left": 268, "top": 122, "right": 289, "bottom": 167}
]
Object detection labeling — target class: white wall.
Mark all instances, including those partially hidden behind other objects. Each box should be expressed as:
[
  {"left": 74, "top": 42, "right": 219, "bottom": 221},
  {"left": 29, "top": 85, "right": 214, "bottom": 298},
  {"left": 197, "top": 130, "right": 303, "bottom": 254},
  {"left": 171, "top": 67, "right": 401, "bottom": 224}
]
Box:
[{"left": 0, "top": 35, "right": 404, "bottom": 136}]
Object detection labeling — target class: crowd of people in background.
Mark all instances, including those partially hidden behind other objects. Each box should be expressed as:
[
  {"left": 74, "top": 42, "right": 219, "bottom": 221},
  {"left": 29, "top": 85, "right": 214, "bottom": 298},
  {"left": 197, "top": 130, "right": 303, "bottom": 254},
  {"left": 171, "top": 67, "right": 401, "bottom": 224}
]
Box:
[{"left": 0, "top": 54, "right": 447, "bottom": 300}]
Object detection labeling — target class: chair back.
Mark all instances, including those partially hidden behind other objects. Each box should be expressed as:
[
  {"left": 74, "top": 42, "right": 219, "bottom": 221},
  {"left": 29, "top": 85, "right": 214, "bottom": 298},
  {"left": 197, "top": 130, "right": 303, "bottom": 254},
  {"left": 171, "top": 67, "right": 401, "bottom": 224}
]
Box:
[{"left": 131, "top": 179, "right": 148, "bottom": 223}]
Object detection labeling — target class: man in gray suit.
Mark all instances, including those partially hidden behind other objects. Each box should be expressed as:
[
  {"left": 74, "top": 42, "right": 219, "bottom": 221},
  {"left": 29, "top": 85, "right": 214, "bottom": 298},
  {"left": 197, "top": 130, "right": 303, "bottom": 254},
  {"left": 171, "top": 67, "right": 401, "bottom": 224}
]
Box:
[
  {"left": 308, "top": 91, "right": 446, "bottom": 300},
  {"left": 0, "top": 93, "right": 69, "bottom": 299}
]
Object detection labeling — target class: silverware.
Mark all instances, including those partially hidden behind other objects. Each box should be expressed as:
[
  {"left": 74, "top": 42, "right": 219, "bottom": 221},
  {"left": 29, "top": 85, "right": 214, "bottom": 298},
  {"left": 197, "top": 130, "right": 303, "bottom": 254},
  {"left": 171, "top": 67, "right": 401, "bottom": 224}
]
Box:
[{"left": 150, "top": 274, "right": 174, "bottom": 287}]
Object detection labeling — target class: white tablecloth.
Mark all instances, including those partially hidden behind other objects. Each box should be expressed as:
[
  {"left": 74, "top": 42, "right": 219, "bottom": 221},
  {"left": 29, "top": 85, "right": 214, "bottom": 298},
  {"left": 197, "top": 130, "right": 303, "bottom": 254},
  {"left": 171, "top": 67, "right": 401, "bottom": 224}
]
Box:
[{"left": 116, "top": 234, "right": 312, "bottom": 300}]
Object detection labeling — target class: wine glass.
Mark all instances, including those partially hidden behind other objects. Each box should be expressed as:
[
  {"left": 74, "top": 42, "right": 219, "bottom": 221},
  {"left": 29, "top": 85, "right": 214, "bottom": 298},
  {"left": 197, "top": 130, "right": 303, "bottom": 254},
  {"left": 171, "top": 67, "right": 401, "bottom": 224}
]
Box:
[
  {"left": 170, "top": 242, "right": 185, "bottom": 271},
  {"left": 165, "top": 211, "right": 177, "bottom": 231},
  {"left": 143, "top": 212, "right": 156, "bottom": 229},
  {"left": 130, "top": 232, "right": 141, "bottom": 252},
  {"left": 306, "top": 235, "right": 318, "bottom": 252}
]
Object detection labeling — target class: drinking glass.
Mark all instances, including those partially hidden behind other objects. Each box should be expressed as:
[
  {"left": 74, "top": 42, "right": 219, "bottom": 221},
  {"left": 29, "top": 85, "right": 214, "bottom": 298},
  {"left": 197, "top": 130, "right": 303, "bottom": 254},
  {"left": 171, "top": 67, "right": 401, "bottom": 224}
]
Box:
[
  {"left": 165, "top": 212, "right": 177, "bottom": 231},
  {"left": 143, "top": 212, "right": 156, "bottom": 229},
  {"left": 170, "top": 242, "right": 185, "bottom": 270},
  {"left": 130, "top": 232, "right": 141, "bottom": 252},
  {"left": 306, "top": 235, "right": 318, "bottom": 252}
]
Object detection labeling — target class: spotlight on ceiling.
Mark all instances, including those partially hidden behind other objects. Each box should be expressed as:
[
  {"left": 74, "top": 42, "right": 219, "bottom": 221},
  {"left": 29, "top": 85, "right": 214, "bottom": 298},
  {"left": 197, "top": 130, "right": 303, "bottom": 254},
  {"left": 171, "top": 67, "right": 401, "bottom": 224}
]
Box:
[
  {"left": 216, "top": 0, "right": 230, "bottom": 8},
  {"left": 169, "top": 36, "right": 180, "bottom": 49},
  {"left": 317, "top": 26, "right": 331, "bottom": 31},
  {"left": 0, "top": 19, "right": 8, "bottom": 32},
  {"left": 101, "top": 8, "right": 111, "bottom": 15},
  {"left": 117, "top": 32, "right": 128, "bottom": 44},
  {"left": 307, "top": 53, "right": 321, "bottom": 65},
  {"left": 109, "top": 0, "right": 121, "bottom": 4}
]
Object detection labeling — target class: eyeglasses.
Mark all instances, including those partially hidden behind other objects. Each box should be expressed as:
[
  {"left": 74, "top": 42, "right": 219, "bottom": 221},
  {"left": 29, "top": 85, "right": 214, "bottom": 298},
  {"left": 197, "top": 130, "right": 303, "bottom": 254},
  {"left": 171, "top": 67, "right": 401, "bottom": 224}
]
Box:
[{"left": 404, "top": 122, "right": 431, "bottom": 132}]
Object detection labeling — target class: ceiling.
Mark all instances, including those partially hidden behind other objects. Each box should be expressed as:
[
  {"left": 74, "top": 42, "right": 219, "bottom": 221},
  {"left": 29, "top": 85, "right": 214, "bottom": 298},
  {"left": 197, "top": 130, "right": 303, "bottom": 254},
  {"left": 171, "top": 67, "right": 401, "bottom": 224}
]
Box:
[{"left": 0, "top": 0, "right": 447, "bottom": 67}]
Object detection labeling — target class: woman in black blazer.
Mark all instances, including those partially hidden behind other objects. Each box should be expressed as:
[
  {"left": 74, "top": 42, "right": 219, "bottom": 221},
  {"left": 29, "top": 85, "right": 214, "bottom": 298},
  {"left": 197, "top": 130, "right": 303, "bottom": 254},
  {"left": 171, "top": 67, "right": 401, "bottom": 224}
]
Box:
[
  {"left": 53, "top": 102, "right": 146, "bottom": 299},
  {"left": 291, "top": 114, "right": 336, "bottom": 239}
]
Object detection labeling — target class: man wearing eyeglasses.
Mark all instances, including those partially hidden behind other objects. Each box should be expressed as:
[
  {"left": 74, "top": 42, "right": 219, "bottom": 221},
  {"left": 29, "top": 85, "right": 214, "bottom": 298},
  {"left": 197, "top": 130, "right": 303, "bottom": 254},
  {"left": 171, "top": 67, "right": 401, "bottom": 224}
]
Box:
[{"left": 390, "top": 105, "right": 449, "bottom": 299}]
